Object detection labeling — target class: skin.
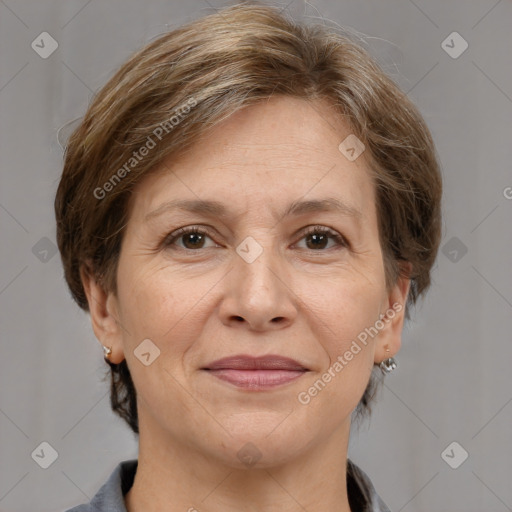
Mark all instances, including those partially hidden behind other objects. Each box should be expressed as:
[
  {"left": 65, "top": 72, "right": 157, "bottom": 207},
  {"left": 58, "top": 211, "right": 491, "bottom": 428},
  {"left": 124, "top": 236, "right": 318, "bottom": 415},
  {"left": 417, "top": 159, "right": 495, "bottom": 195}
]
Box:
[{"left": 81, "top": 95, "right": 410, "bottom": 512}]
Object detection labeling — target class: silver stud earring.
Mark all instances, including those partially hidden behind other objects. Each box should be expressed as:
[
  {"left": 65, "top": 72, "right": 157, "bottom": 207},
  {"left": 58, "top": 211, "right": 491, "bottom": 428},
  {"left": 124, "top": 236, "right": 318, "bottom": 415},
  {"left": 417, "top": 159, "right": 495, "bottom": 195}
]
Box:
[
  {"left": 379, "top": 345, "right": 396, "bottom": 374},
  {"left": 379, "top": 357, "right": 397, "bottom": 374}
]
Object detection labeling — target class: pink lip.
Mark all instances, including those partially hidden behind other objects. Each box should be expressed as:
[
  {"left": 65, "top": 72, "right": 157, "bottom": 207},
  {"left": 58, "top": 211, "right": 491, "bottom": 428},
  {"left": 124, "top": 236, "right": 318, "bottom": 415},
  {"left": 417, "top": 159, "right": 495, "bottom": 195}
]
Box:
[
  {"left": 204, "top": 354, "right": 308, "bottom": 371},
  {"left": 202, "top": 355, "right": 309, "bottom": 390}
]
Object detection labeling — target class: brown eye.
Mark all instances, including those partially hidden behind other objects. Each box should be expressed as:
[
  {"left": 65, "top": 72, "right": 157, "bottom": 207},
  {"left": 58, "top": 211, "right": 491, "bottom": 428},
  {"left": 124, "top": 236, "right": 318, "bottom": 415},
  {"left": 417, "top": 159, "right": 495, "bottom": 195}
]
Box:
[
  {"left": 164, "top": 227, "right": 216, "bottom": 250},
  {"left": 163, "top": 225, "right": 348, "bottom": 252},
  {"left": 180, "top": 231, "right": 206, "bottom": 249},
  {"left": 297, "top": 226, "right": 348, "bottom": 251}
]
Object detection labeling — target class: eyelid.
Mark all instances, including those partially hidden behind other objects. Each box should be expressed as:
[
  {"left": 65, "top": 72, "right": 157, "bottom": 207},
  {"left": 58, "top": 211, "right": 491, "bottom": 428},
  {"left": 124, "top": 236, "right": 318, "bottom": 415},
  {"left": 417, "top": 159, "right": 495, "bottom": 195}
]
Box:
[
  {"left": 295, "top": 225, "right": 349, "bottom": 250},
  {"left": 163, "top": 224, "right": 349, "bottom": 250},
  {"left": 162, "top": 225, "right": 218, "bottom": 248}
]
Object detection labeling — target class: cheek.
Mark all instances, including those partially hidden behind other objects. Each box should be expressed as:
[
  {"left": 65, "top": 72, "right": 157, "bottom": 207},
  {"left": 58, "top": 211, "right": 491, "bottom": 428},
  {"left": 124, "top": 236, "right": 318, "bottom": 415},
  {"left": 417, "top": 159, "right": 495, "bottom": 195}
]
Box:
[
  {"left": 307, "top": 268, "right": 385, "bottom": 379},
  {"left": 303, "top": 297, "right": 379, "bottom": 417},
  {"left": 113, "top": 266, "right": 205, "bottom": 423},
  {"left": 115, "top": 260, "right": 197, "bottom": 349},
  {"left": 311, "top": 268, "right": 384, "bottom": 335}
]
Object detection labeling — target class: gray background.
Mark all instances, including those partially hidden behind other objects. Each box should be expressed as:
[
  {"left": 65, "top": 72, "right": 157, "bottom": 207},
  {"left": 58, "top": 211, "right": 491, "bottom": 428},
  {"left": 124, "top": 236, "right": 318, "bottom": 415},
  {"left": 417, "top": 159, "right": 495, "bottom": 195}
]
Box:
[{"left": 0, "top": 0, "right": 511, "bottom": 511}]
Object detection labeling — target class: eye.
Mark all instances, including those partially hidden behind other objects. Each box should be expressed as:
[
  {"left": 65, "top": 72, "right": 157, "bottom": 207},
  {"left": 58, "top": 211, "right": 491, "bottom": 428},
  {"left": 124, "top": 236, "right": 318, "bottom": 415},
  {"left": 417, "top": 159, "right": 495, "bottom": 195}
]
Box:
[
  {"left": 163, "top": 225, "right": 349, "bottom": 252},
  {"left": 163, "top": 226, "right": 217, "bottom": 250},
  {"left": 295, "top": 225, "right": 348, "bottom": 251}
]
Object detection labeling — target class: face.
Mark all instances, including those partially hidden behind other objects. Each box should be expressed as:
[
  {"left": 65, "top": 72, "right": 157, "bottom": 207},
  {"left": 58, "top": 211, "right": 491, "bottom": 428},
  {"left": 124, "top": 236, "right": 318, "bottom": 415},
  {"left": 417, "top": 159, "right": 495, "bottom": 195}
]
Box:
[{"left": 84, "top": 95, "right": 409, "bottom": 468}]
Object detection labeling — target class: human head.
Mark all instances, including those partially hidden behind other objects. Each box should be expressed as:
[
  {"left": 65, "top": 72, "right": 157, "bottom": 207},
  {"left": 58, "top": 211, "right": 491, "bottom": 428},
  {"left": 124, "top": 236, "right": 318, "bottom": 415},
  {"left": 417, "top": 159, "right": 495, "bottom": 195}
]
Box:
[{"left": 55, "top": 2, "right": 442, "bottom": 435}]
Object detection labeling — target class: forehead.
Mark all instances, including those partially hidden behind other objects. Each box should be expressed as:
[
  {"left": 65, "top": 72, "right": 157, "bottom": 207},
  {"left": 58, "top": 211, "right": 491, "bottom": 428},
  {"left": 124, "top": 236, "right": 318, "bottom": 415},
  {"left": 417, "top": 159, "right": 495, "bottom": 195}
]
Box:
[{"left": 127, "top": 95, "right": 376, "bottom": 225}]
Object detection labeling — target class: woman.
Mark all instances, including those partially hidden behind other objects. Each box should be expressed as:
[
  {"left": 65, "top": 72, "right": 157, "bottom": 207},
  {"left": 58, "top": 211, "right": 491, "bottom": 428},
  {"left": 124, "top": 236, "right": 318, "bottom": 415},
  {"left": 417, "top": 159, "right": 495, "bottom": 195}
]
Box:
[{"left": 56, "top": 3, "right": 442, "bottom": 511}]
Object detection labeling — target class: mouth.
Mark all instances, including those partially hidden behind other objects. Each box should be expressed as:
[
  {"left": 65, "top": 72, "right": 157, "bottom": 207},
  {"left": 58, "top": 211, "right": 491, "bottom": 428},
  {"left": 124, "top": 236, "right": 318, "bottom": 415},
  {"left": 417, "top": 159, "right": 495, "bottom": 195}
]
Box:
[{"left": 201, "top": 354, "right": 309, "bottom": 390}]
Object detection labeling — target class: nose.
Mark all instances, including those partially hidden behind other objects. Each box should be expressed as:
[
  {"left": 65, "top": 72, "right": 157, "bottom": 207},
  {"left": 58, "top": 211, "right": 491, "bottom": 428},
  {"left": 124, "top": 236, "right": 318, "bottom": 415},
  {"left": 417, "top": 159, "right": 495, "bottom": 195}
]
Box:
[{"left": 218, "top": 242, "right": 298, "bottom": 332}]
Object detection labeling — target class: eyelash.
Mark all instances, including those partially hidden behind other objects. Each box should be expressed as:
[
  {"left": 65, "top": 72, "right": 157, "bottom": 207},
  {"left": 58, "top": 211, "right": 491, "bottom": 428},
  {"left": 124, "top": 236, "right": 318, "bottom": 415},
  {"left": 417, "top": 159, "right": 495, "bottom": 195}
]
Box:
[{"left": 163, "top": 225, "right": 349, "bottom": 252}]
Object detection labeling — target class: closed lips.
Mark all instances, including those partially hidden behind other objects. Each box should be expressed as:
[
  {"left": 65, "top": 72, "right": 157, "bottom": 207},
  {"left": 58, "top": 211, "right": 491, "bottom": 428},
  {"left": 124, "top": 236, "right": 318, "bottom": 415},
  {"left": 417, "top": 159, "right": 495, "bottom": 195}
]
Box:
[
  {"left": 203, "top": 355, "right": 309, "bottom": 371},
  {"left": 202, "top": 355, "right": 310, "bottom": 390}
]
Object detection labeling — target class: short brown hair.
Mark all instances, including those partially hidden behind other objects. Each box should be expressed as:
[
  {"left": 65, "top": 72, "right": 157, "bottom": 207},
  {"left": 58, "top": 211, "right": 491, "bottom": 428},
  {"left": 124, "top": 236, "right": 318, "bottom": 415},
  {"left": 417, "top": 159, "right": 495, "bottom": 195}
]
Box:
[{"left": 55, "top": 2, "right": 442, "bottom": 434}]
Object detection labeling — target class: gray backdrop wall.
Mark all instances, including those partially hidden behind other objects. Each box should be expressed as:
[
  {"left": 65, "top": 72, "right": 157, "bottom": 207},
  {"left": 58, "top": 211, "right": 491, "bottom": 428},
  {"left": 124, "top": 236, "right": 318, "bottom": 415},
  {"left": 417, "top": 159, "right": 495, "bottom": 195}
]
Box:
[{"left": 0, "top": 1, "right": 511, "bottom": 511}]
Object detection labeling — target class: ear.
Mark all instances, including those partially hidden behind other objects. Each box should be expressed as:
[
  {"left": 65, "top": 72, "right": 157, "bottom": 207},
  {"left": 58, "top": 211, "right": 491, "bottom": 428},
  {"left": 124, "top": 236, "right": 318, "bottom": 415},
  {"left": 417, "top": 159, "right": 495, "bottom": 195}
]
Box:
[
  {"left": 80, "top": 261, "right": 125, "bottom": 364},
  {"left": 374, "top": 262, "right": 412, "bottom": 364}
]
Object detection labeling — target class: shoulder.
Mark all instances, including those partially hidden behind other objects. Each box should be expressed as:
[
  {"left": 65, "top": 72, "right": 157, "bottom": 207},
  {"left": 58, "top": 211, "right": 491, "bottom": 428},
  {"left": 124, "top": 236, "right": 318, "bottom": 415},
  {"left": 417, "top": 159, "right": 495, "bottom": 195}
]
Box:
[
  {"left": 347, "top": 458, "right": 392, "bottom": 512},
  {"left": 64, "top": 459, "right": 138, "bottom": 512}
]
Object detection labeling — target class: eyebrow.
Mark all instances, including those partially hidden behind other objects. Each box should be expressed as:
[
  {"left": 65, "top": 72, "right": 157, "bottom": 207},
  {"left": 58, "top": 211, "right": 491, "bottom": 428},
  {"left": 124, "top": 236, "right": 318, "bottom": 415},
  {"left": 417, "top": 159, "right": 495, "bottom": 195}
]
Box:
[{"left": 144, "top": 197, "right": 363, "bottom": 223}]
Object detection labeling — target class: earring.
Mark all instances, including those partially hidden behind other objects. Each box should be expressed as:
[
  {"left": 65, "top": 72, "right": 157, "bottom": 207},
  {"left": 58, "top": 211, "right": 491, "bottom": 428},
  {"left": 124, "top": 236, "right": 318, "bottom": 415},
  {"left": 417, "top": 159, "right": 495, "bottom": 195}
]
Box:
[
  {"left": 379, "top": 357, "right": 397, "bottom": 374},
  {"left": 103, "top": 345, "right": 112, "bottom": 361},
  {"left": 379, "top": 344, "right": 397, "bottom": 374}
]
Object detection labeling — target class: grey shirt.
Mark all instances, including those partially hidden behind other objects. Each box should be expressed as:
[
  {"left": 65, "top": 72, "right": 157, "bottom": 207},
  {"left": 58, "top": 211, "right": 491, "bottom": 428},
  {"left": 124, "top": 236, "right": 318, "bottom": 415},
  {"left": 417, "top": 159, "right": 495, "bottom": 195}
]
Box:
[{"left": 65, "top": 458, "right": 391, "bottom": 512}]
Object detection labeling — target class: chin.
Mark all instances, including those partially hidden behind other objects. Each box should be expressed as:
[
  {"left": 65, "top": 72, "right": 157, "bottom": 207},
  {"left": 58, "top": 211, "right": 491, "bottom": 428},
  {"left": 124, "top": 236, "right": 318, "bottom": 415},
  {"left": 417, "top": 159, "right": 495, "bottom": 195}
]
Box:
[{"left": 206, "top": 421, "right": 314, "bottom": 470}]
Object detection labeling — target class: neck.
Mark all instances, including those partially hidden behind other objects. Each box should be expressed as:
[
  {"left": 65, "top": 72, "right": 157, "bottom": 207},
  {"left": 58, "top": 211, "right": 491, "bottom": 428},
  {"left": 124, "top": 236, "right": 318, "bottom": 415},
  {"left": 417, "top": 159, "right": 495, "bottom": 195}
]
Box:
[{"left": 125, "top": 416, "right": 354, "bottom": 512}]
